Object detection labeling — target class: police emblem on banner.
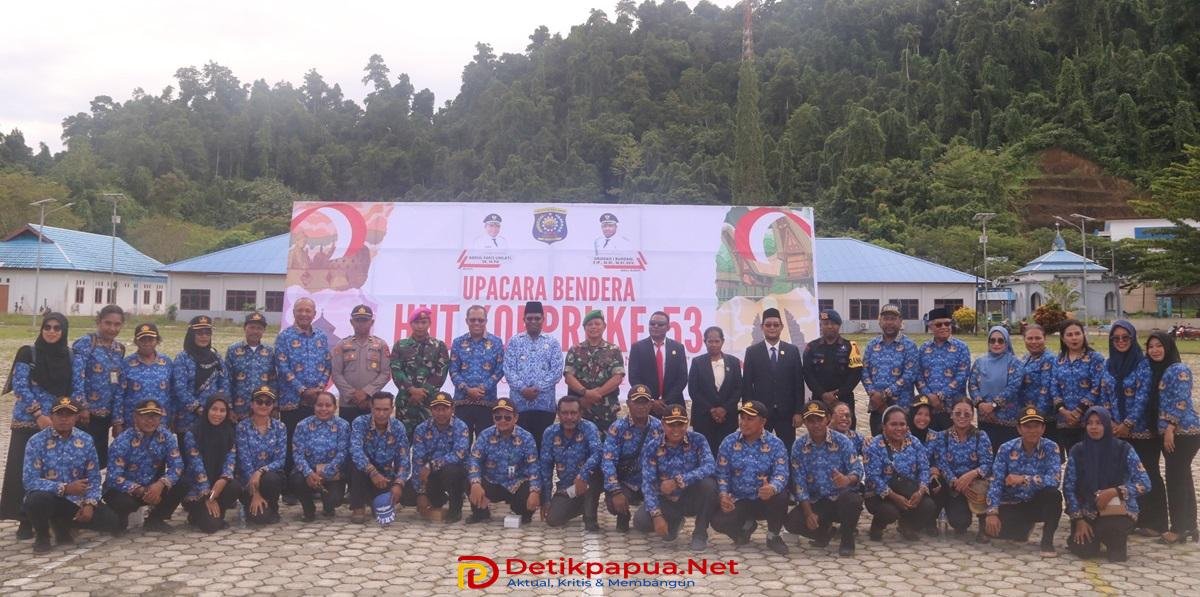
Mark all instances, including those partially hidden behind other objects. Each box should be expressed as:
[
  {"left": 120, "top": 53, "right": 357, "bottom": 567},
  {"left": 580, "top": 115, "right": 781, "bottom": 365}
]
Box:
[{"left": 532, "top": 207, "right": 567, "bottom": 245}]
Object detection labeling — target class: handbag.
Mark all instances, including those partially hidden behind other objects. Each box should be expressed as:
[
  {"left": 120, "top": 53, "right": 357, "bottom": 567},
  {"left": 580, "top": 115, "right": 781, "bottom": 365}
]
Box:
[
  {"left": 1098, "top": 494, "right": 1129, "bottom": 517},
  {"left": 615, "top": 424, "right": 651, "bottom": 483}
]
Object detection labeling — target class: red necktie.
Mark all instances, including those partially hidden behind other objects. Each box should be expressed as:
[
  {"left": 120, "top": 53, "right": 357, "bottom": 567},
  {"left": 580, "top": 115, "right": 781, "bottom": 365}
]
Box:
[{"left": 655, "top": 343, "right": 665, "bottom": 397}]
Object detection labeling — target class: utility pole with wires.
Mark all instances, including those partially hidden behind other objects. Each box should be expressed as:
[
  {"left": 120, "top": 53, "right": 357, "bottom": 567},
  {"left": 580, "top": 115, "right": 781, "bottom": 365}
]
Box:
[{"left": 99, "top": 193, "right": 126, "bottom": 304}]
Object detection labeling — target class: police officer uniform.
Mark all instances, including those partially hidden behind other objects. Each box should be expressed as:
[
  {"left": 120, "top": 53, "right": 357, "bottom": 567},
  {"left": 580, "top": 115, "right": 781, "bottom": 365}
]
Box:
[
  {"left": 803, "top": 309, "right": 863, "bottom": 425},
  {"left": 332, "top": 305, "right": 392, "bottom": 423}
]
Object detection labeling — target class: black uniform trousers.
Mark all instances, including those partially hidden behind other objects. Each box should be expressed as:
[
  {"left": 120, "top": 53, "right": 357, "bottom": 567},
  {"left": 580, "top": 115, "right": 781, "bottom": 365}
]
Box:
[
  {"left": 518, "top": 410, "right": 557, "bottom": 452},
  {"left": 633, "top": 477, "right": 718, "bottom": 536},
  {"left": 1128, "top": 436, "right": 1167, "bottom": 533},
  {"left": 472, "top": 480, "right": 533, "bottom": 517},
  {"left": 1165, "top": 433, "right": 1200, "bottom": 534},
  {"left": 1068, "top": 516, "right": 1135, "bottom": 561},
  {"left": 710, "top": 492, "right": 789, "bottom": 539},
  {"left": 866, "top": 493, "right": 937, "bottom": 533},
  {"left": 786, "top": 490, "right": 864, "bottom": 540},
  {"left": 288, "top": 471, "right": 346, "bottom": 517},
  {"left": 103, "top": 483, "right": 188, "bottom": 529},
  {"left": 23, "top": 492, "right": 118, "bottom": 539},
  {"left": 280, "top": 406, "right": 313, "bottom": 478},
  {"left": 992, "top": 487, "right": 1062, "bottom": 543},
  {"left": 241, "top": 470, "right": 284, "bottom": 524},
  {"left": 545, "top": 471, "right": 603, "bottom": 527},
  {"left": 400, "top": 463, "right": 469, "bottom": 512}
]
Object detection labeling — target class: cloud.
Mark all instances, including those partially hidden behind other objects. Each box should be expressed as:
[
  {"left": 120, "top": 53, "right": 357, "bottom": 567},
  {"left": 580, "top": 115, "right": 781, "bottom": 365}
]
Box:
[{"left": 2, "top": 0, "right": 740, "bottom": 152}]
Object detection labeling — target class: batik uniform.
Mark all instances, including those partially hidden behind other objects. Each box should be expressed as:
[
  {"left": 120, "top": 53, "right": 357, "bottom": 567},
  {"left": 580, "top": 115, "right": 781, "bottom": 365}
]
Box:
[
  {"left": 716, "top": 431, "right": 789, "bottom": 501},
  {"left": 1158, "top": 363, "right": 1199, "bottom": 434},
  {"left": 181, "top": 429, "right": 237, "bottom": 501},
  {"left": 641, "top": 430, "right": 715, "bottom": 517},
  {"left": 790, "top": 430, "right": 863, "bottom": 503},
  {"left": 9, "top": 362, "right": 55, "bottom": 429},
  {"left": 115, "top": 354, "right": 173, "bottom": 429},
  {"left": 928, "top": 428, "right": 993, "bottom": 483},
  {"left": 292, "top": 416, "right": 350, "bottom": 479},
  {"left": 862, "top": 335, "right": 920, "bottom": 409},
  {"left": 468, "top": 426, "right": 541, "bottom": 493},
  {"left": 225, "top": 341, "right": 276, "bottom": 419},
  {"left": 274, "top": 326, "right": 332, "bottom": 410},
  {"left": 71, "top": 334, "right": 125, "bottom": 417},
  {"left": 1052, "top": 350, "right": 1106, "bottom": 427},
  {"left": 234, "top": 417, "right": 287, "bottom": 484},
  {"left": 539, "top": 420, "right": 602, "bottom": 501},
  {"left": 350, "top": 414, "right": 410, "bottom": 482},
  {"left": 916, "top": 338, "right": 971, "bottom": 412},
  {"left": 1101, "top": 359, "right": 1153, "bottom": 438},
  {"left": 410, "top": 417, "right": 471, "bottom": 492},
  {"left": 863, "top": 434, "right": 931, "bottom": 498},
  {"left": 104, "top": 426, "right": 183, "bottom": 493},
  {"left": 23, "top": 427, "right": 102, "bottom": 506},
  {"left": 970, "top": 358, "right": 1024, "bottom": 426},
  {"left": 601, "top": 417, "right": 663, "bottom": 493},
  {"left": 449, "top": 333, "right": 505, "bottom": 407},
  {"left": 986, "top": 437, "right": 1062, "bottom": 513},
  {"left": 503, "top": 333, "right": 563, "bottom": 414},
  {"left": 1020, "top": 352, "right": 1057, "bottom": 415},
  {"left": 1064, "top": 444, "right": 1150, "bottom": 520}
]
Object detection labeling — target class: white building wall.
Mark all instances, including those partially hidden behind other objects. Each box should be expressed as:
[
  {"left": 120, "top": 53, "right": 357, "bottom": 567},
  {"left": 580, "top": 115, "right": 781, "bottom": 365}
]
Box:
[
  {"left": 817, "top": 283, "right": 976, "bottom": 333},
  {"left": 0, "top": 269, "right": 166, "bottom": 317},
  {"left": 166, "top": 272, "right": 286, "bottom": 324}
]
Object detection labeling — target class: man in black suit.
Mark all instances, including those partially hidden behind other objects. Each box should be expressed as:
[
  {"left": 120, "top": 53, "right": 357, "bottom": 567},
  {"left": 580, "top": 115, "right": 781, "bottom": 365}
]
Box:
[
  {"left": 627, "top": 311, "right": 688, "bottom": 417},
  {"left": 741, "top": 307, "right": 806, "bottom": 448}
]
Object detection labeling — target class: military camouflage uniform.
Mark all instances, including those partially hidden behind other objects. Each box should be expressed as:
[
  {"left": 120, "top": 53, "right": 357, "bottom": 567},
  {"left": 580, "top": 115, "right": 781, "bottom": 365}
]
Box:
[
  {"left": 390, "top": 336, "right": 450, "bottom": 436},
  {"left": 564, "top": 341, "right": 625, "bottom": 432}
]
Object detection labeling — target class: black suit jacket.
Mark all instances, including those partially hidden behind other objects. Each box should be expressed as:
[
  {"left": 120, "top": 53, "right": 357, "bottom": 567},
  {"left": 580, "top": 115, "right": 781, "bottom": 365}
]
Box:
[
  {"left": 741, "top": 340, "right": 805, "bottom": 420},
  {"left": 687, "top": 353, "right": 742, "bottom": 416},
  {"left": 627, "top": 337, "right": 688, "bottom": 405}
]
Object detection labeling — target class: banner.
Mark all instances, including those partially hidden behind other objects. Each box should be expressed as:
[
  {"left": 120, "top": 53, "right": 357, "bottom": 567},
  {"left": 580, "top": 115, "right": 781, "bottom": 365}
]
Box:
[{"left": 284, "top": 202, "right": 817, "bottom": 396}]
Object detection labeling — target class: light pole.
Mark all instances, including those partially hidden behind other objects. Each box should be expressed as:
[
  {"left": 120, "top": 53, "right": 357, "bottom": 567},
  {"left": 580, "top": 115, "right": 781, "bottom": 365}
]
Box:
[
  {"left": 973, "top": 212, "right": 996, "bottom": 325},
  {"left": 98, "top": 193, "right": 126, "bottom": 306},
  {"left": 1054, "top": 213, "right": 1098, "bottom": 323},
  {"left": 29, "top": 198, "right": 74, "bottom": 327}
]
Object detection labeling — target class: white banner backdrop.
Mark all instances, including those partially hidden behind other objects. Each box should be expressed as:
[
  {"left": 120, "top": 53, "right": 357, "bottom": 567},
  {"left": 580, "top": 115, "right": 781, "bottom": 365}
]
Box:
[{"left": 284, "top": 202, "right": 817, "bottom": 397}]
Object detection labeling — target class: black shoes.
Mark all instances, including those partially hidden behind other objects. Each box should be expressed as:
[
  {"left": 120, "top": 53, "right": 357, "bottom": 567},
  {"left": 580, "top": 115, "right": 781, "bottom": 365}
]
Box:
[
  {"left": 466, "top": 511, "right": 492, "bottom": 524},
  {"left": 766, "top": 534, "right": 789, "bottom": 555},
  {"left": 615, "top": 514, "right": 630, "bottom": 532},
  {"left": 16, "top": 521, "right": 33, "bottom": 540},
  {"left": 735, "top": 520, "right": 757, "bottom": 546},
  {"left": 32, "top": 537, "right": 52, "bottom": 553},
  {"left": 584, "top": 518, "right": 601, "bottom": 532},
  {"left": 445, "top": 509, "right": 463, "bottom": 523},
  {"left": 142, "top": 518, "right": 173, "bottom": 533}
]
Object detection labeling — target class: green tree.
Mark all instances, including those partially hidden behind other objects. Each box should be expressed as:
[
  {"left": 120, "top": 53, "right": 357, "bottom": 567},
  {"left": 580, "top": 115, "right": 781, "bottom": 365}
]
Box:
[{"left": 732, "top": 61, "right": 770, "bottom": 204}]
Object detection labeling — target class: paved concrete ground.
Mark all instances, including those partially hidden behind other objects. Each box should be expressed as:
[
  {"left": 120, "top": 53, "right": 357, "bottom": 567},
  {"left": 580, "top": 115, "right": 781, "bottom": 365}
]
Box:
[{"left": 2, "top": 374, "right": 1198, "bottom": 596}]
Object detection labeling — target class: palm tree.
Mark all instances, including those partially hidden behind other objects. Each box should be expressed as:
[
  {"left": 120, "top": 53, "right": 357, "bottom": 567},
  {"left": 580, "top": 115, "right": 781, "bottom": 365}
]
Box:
[{"left": 1043, "top": 279, "right": 1081, "bottom": 312}]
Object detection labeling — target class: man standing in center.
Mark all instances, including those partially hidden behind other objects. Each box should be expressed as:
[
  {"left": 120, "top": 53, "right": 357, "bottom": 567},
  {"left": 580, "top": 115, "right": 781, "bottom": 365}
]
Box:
[
  {"left": 504, "top": 301, "right": 562, "bottom": 451},
  {"left": 917, "top": 307, "right": 972, "bottom": 431},
  {"left": 627, "top": 310, "right": 688, "bottom": 417},
  {"left": 332, "top": 305, "right": 392, "bottom": 424},
  {"left": 803, "top": 309, "right": 863, "bottom": 426},
  {"left": 741, "top": 307, "right": 805, "bottom": 448},
  {"left": 275, "top": 297, "right": 333, "bottom": 479},
  {"left": 862, "top": 304, "right": 919, "bottom": 437},
  {"left": 391, "top": 307, "right": 450, "bottom": 437},
  {"left": 564, "top": 310, "right": 625, "bottom": 434},
  {"left": 450, "top": 305, "right": 505, "bottom": 439}
]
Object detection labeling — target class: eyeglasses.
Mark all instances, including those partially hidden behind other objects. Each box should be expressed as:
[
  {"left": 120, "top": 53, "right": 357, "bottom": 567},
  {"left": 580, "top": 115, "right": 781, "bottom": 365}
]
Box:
[
  {"left": 988, "top": 337, "right": 1006, "bottom": 344},
  {"left": 649, "top": 321, "right": 668, "bottom": 327},
  {"left": 493, "top": 414, "right": 514, "bottom": 422},
  {"left": 1111, "top": 335, "right": 1132, "bottom": 343},
  {"left": 467, "top": 318, "right": 486, "bottom": 324},
  {"left": 42, "top": 324, "right": 62, "bottom": 331},
  {"left": 253, "top": 399, "right": 274, "bottom": 406},
  {"left": 930, "top": 321, "right": 952, "bottom": 328}
]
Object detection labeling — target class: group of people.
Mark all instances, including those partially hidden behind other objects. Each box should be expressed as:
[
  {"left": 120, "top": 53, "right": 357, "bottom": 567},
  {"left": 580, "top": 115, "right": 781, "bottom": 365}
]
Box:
[{"left": 0, "top": 300, "right": 1196, "bottom": 563}]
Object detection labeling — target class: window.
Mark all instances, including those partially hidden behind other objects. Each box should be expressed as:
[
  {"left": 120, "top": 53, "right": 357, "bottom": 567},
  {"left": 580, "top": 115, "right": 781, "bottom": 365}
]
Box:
[
  {"left": 180, "top": 289, "right": 210, "bottom": 310},
  {"left": 156, "top": 290, "right": 163, "bottom": 305},
  {"left": 934, "top": 299, "right": 964, "bottom": 314},
  {"left": 849, "top": 299, "right": 879, "bottom": 320},
  {"left": 264, "top": 291, "right": 284, "bottom": 313},
  {"left": 888, "top": 298, "right": 920, "bottom": 320},
  {"left": 226, "top": 290, "right": 257, "bottom": 311},
  {"left": 818, "top": 299, "right": 833, "bottom": 312},
  {"left": 94, "top": 288, "right": 103, "bottom": 304},
  {"left": 105, "top": 288, "right": 115, "bottom": 304},
  {"left": 75, "top": 287, "right": 85, "bottom": 303},
  {"left": 143, "top": 290, "right": 151, "bottom": 305}
]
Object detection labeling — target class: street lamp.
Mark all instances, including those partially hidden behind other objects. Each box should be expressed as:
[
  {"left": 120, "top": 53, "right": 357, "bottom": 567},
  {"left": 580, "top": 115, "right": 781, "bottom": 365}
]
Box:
[
  {"left": 973, "top": 212, "right": 996, "bottom": 325},
  {"left": 1054, "top": 213, "right": 1098, "bottom": 323},
  {"left": 98, "top": 193, "right": 126, "bottom": 305},
  {"left": 29, "top": 198, "right": 74, "bottom": 327}
]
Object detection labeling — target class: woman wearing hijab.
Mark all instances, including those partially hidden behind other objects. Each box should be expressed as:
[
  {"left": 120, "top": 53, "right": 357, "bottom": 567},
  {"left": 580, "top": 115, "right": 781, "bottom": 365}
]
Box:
[
  {"left": 1148, "top": 332, "right": 1199, "bottom": 544},
  {"left": 970, "top": 326, "right": 1024, "bottom": 450},
  {"left": 1, "top": 313, "right": 72, "bottom": 540},
  {"left": 173, "top": 316, "right": 229, "bottom": 435},
  {"left": 181, "top": 393, "right": 240, "bottom": 533},
  {"left": 114, "top": 323, "right": 173, "bottom": 435},
  {"left": 1064, "top": 406, "right": 1151, "bottom": 562},
  {"left": 1051, "top": 319, "right": 1105, "bottom": 454},
  {"left": 908, "top": 395, "right": 934, "bottom": 444},
  {"left": 1102, "top": 321, "right": 1164, "bottom": 536}
]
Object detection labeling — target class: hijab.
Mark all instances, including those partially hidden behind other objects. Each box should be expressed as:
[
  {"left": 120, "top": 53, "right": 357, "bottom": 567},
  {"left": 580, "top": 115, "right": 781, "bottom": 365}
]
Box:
[
  {"left": 192, "top": 393, "right": 235, "bottom": 483},
  {"left": 1146, "top": 331, "right": 1181, "bottom": 429},
  {"left": 11, "top": 312, "right": 73, "bottom": 397},
  {"left": 976, "top": 325, "right": 1020, "bottom": 399},
  {"left": 184, "top": 323, "right": 221, "bottom": 393},
  {"left": 1106, "top": 320, "right": 1144, "bottom": 421},
  {"left": 908, "top": 402, "right": 933, "bottom": 444},
  {"left": 1070, "top": 406, "right": 1128, "bottom": 504}
]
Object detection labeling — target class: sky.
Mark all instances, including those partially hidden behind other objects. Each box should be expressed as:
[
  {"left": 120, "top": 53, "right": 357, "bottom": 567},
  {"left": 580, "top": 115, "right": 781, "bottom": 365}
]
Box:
[{"left": 2, "top": 0, "right": 741, "bottom": 153}]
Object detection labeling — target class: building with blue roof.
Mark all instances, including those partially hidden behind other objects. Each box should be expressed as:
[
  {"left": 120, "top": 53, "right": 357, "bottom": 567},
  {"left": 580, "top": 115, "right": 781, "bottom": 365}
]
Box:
[
  {"left": 1001, "top": 230, "right": 1120, "bottom": 322},
  {"left": 157, "top": 234, "right": 289, "bottom": 324},
  {"left": 159, "top": 233, "right": 977, "bottom": 331},
  {"left": 0, "top": 224, "right": 166, "bottom": 316}
]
